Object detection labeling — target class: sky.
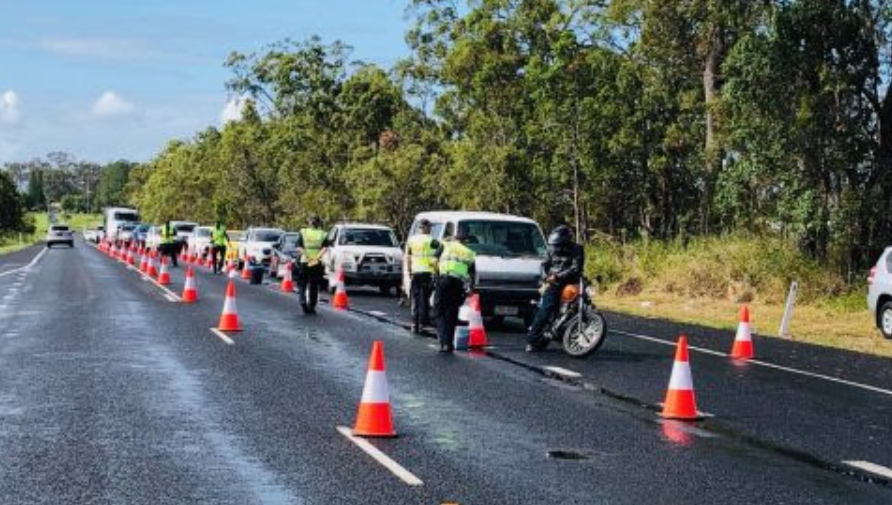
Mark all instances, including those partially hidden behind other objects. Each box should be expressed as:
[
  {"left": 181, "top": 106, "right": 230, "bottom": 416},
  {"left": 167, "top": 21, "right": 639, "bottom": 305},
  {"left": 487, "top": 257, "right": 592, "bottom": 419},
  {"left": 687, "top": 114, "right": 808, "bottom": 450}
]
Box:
[{"left": 0, "top": 0, "right": 411, "bottom": 164}]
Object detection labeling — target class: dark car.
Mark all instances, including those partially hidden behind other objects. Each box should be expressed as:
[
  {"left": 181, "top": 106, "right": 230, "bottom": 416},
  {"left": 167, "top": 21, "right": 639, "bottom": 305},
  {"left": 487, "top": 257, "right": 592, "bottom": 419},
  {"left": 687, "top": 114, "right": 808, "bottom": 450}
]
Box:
[{"left": 268, "top": 232, "right": 300, "bottom": 279}]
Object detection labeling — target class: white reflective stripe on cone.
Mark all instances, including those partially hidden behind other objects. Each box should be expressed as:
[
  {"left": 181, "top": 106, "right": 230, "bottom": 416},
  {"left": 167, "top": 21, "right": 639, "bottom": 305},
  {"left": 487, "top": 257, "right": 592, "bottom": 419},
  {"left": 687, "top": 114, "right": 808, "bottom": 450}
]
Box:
[
  {"left": 185, "top": 276, "right": 195, "bottom": 289},
  {"left": 223, "top": 297, "right": 237, "bottom": 314},
  {"left": 735, "top": 322, "right": 751, "bottom": 342},
  {"left": 360, "top": 371, "right": 390, "bottom": 403},
  {"left": 668, "top": 361, "right": 694, "bottom": 390}
]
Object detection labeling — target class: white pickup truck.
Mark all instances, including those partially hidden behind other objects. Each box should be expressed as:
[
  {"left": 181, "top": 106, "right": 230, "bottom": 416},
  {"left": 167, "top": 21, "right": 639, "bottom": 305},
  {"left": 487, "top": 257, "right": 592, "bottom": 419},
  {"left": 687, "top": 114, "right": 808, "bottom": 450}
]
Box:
[{"left": 238, "top": 227, "right": 284, "bottom": 268}]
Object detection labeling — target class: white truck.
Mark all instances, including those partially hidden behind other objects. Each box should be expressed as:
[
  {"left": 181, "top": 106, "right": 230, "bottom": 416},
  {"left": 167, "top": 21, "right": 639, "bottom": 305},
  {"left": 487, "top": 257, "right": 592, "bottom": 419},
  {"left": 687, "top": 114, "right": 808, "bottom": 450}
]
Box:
[{"left": 104, "top": 207, "right": 140, "bottom": 242}]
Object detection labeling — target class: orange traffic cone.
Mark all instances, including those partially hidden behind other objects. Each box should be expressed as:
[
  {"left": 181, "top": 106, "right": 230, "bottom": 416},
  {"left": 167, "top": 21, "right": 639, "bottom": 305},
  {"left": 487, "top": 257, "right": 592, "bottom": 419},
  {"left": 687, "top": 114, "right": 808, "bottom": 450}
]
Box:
[
  {"left": 147, "top": 252, "right": 158, "bottom": 278},
  {"left": 217, "top": 280, "right": 242, "bottom": 331},
  {"left": 280, "top": 261, "right": 295, "bottom": 292},
  {"left": 661, "top": 336, "right": 704, "bottom": 420},
  {"left": 158, "top": 257, "right": 171, "bottom": 285},
  {"left": 241, "top": 258, "right": 252, "bottom": 279},
  {"left": 139, "top": 250, "right": 148, "bottom": 273},
  {"left": 730, "top": 305, "right": 754, "bottom": 360},
  {"left": 467, "top": 293, "right": 489, "bottom": 348},
  {"left": 182, "top": 267, "right": 198, "bottom": 303},
  {"left": 353, "top": 341, "right": 396, "bottom": 438},
  {"left": 227, "top": 260, "right": 237, "bottom": 279},
  {"left": 332, "top": 268, "right": 350, "bottom": 310}
]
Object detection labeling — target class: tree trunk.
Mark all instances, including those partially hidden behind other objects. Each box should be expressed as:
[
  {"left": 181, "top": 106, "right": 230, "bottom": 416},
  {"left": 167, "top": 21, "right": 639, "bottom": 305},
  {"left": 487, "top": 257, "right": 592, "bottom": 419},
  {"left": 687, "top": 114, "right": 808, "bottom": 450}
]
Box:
[{"left": 701, "top": 25, "right": 724, "bottom": 234}]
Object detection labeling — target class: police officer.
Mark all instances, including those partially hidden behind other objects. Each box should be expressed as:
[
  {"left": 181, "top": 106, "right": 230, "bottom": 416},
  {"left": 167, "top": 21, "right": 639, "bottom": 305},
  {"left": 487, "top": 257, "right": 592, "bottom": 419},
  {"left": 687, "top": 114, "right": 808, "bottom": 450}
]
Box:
[
  {"left": 295, "top": 215, "right": 330, "bottom": 314},
  {"left": 211, "top": 221, "right": 229, "bottom": 274},
  {"left": 161, "top": 220, "right": 178, "bottom": 267},
  {"left": 433, "top": 227, "right": 476, "bottom": 352},
  {"left": 406, "top": 219, "right": 439, "bottom": 334},
  {"left": 526, "top": 225, "right": 584, "bottom": 352}
]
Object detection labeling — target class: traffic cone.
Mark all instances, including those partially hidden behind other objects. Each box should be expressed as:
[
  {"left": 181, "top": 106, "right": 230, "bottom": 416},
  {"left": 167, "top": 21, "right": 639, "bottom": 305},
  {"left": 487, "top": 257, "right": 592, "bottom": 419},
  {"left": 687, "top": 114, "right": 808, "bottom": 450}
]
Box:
[
  {"left": 158, "top": 257, "right": 171, "bottom": 285},
  {"left": 467, "top": 293, "right": 489, "bottom": 348},
  {"left": 182, "top": 267, "right": 198, "bottom": 303},
  {"left": 205, "top": 253, "right": 213, "bottom": 269},
  {"left": 661, "top": 336, "right": 704, "bottom": 420},
  {"left": 139, "top": 250, "right": 148, "bottom": 273},
  {"left": 352, "top": 341, "right": 396, "bottom": 438},
  {"left": 280, "top": 261, "right": 295, "bottom": 292},
  {"left": 228, "top": 260, "right": 237, "bottom": 279},
  {"left": 217, "top": 280, "right": 242, "bottom": 331},
  {"left": 127, "top": 246, "right": 136, "bottom": 266},
  {"left": 731, "top": 305, "right": 754, "bottom": 360},
  {"left": 332, "top": 268, "right": 350, "bottom": 310},
  {"left": 241, "top": 258, "right": 252, "bottom": 279},
  {"left": 147, "top": 252, "right": 158, "bottom": 278}
]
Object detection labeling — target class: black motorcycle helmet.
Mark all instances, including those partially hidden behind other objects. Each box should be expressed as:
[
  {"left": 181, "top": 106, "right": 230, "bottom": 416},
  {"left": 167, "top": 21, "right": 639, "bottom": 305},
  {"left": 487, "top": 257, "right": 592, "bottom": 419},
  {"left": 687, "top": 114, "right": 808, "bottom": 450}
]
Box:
[{"left": 547, "top": 225, "right": 574, "bottom": 248}]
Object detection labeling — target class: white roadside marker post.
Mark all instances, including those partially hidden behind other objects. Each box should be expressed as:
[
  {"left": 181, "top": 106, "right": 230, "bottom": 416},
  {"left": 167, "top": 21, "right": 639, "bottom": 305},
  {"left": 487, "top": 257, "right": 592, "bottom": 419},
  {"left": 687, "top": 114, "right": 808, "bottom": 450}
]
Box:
[{"left": 778, "top": 280, "right": 798, "bottom": 340}]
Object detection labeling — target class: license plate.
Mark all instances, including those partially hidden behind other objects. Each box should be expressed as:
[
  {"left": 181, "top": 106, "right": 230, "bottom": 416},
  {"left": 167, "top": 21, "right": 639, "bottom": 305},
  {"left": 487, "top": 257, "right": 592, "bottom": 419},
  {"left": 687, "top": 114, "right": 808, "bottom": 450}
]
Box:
[{"left": 494, "top": 305, "right": 519, "bottom": 316}]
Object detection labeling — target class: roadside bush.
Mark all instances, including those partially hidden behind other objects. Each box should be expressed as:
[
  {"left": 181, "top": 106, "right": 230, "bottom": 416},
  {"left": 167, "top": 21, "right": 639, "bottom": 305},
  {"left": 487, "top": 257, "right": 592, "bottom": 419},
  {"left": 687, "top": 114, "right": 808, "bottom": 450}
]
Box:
[{"left": 586, "top": 234, "right": 847, "bottom": 304}]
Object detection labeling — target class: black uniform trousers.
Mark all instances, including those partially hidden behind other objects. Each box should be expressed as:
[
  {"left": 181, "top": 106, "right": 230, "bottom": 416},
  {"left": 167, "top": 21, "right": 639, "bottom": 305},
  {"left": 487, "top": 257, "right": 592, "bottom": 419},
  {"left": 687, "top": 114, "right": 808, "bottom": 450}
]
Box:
[
  {"left": 298, "top": 262, "right": 324, "bottom": 311},
  {"left": 435, "top": 275, "right": 466, "bottom": 347},
  {"left": 211, "top": 245, "right": 226, "bottom": 274},
  {"left": 410, "top": 272, "right": 434, "bottom": 329}
]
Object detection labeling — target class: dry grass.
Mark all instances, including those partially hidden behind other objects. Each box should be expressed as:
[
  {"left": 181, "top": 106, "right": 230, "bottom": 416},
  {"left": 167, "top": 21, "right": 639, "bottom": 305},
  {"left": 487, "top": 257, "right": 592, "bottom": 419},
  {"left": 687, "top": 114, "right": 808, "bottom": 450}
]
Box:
[{"left": 598, "top": 291, "right": 892, "bottom": 358}]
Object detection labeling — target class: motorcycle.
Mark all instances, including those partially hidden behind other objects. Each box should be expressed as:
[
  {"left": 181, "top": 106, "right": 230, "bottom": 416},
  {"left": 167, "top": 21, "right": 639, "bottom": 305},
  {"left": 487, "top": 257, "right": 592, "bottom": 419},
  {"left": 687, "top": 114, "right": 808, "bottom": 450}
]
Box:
[{"left": 530, "top": 278, "right": 608, "bottom": 358}]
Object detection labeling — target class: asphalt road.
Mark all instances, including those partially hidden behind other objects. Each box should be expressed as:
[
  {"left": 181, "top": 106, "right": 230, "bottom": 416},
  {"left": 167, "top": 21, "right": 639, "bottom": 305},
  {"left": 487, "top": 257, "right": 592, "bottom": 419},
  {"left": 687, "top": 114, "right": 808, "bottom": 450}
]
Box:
[{"left": 0, "top": 238, "right": 889, "bottom": 504}]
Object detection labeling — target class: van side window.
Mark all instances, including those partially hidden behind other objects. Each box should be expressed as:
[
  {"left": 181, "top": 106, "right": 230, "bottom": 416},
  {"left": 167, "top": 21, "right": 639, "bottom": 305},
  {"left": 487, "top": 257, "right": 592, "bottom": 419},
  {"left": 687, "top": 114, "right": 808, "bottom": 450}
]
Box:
[{"left": 443, "top": 222, "right": 454, "bottom": 239}]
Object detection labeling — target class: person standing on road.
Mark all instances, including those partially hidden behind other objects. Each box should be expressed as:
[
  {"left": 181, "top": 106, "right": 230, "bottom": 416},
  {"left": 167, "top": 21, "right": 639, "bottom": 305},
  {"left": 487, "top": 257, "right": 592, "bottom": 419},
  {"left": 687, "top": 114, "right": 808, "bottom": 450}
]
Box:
[
  {"left": 161, "top": 220, "right": 178, "bottom": 267},
  {"left": 211, "top": 221, "right": 229, "bottom": 275},
  {"left": 525, "top": 225, "right": 584, "bottom": 352},
  {"left": 406, "top": 219, "right": 439, "bottom": 334},
  {"left": 433, "top": 227, "right": 476, "bottom": 352},
  {"left": 295, "top": 215, "right": 330, "bottom": 315}
]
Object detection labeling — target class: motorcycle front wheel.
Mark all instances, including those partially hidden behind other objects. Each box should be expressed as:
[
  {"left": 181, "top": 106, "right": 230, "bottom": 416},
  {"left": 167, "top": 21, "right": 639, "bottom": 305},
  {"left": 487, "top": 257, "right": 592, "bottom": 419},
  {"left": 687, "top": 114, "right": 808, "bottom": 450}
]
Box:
[{"left": 561, "top": 307, "right": 608, "bottom": 358}]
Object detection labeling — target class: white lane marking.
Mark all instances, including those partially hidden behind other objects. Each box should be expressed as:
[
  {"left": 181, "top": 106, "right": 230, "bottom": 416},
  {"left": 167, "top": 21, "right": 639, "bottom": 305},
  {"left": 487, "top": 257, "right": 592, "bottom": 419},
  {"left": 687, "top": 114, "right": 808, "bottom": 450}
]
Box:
[
  {"left": 369, "top": 310, "right": 387, "bottom": 317},
  {"left": 126, "top": 264, "right": 183, "bottom": 302},
  {"left": 613, "top": 329, "right": 892, "bottom": 398},
  {"left": 543, "top": 366, "right": 582, "bottom": 379},
  {"left": 336, "top": 426, "right": 423, "bottom": 487},
  {"left": 0, "top": 247, "right": 47, "bottom": 278},
  {"left": 164, "top": 293, "right": 179, "bottom": 303},
  {"left": 209, "top": 328, "right": 235, "bottom": 345},
  {"left": 843, "top": 460, "right": 892, "bottom": 480}
]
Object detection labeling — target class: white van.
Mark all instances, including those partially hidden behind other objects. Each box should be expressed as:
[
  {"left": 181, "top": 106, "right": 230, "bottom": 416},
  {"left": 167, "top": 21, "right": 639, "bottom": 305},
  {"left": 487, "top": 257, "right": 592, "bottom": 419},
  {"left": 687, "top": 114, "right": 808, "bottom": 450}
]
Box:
[
  {"left": 104, "top": 207, "right": 140, "bottom": 241},
  {"left": 403, "top": 211, "right": 546, "bottom": 325}
]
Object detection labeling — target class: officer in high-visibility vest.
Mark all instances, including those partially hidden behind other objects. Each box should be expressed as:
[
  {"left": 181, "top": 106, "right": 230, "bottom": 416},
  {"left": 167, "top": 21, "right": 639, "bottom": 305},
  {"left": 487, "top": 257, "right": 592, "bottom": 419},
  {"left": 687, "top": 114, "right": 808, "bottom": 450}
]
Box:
[
  {"left": 161, "top": 220, "right": 178, "bottom": 267},
  {"left": 406, "top": 219, "right": 439, "bottom": 334},
  {"left": 211, "top": 221, "right": 229, "bottom": 275},
  {"left": 433, "top": 227, "right": 476, "bottom": 352},
  {"left": 295, "top": 215, "right": 330, "bottom": 314}
]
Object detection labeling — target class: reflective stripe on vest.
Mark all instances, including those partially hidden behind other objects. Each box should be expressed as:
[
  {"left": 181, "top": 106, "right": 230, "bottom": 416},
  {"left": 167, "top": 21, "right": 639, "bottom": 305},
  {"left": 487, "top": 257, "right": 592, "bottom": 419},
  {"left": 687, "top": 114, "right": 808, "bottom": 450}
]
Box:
[
  {"left": 300, "top": 228, "right": 326, "bottom": 263},
  {"left": 212, "top": 227, "right": 227, "bottom": 246},
  {"left": 439, "top": 240, "right": 475, "bottom": 280},
  {"left": 407, "top": 233, "right": 436, "bottom": 273}
]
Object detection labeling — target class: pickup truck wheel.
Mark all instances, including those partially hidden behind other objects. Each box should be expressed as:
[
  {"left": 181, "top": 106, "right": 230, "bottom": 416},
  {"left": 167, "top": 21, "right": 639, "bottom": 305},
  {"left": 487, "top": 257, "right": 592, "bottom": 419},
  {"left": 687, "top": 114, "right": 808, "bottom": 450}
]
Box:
[{"left": 880, "top": 302, "right": 892, "bottom": 339}]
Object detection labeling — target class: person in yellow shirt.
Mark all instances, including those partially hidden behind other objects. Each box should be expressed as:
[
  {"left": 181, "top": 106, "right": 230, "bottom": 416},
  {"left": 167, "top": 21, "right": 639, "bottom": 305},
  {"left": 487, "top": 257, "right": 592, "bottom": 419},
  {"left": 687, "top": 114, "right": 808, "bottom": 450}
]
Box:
[
  {"left": 433, "top": 227, "right": 476, "bottom": 352},
  {"left": 406, "top": 219, "right": 439, "bottom": 334},
  {"left": 295, "top": 216, "right": 330, "bottom": 315}
]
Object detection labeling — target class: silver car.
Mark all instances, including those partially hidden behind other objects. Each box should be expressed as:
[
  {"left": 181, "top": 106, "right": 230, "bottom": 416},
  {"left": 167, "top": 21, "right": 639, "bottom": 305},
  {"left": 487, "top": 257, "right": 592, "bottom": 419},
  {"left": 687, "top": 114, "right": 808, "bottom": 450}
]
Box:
[
  {"left": 46, "top": 224, "right": 74, "bottom": 248},
  {"left": 868, "top": 246, "right": 892, "bottom": 339}
]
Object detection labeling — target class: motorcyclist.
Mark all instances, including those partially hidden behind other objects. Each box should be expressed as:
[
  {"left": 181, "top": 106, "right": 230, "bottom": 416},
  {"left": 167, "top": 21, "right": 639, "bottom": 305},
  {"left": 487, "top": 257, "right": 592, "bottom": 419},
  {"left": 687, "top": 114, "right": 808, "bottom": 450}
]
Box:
[{"left": 526, "top": 225, "right": 584, "bottom": 352}]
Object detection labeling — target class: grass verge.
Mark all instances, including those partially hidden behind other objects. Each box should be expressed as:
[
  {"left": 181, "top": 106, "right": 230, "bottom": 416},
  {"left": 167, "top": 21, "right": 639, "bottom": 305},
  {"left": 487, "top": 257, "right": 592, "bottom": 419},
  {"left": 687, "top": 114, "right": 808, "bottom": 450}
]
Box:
[{"left": 0, "top": 212, "right": 102, "bottom": 255}]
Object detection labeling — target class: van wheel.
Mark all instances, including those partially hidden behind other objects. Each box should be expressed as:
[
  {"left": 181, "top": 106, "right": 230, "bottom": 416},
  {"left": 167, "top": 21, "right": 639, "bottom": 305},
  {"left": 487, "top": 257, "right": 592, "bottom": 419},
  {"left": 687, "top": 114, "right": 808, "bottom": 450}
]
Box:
[{"left": 880, "top": 302, "right": 892, "bottom": 340}]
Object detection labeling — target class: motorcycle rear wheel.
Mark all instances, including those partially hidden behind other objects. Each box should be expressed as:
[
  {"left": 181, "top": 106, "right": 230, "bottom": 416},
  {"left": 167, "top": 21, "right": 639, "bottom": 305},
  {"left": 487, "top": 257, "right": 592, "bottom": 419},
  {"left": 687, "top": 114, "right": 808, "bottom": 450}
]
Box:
[{"left": 561, "top": 307, "right": 607, "bottom": 358}]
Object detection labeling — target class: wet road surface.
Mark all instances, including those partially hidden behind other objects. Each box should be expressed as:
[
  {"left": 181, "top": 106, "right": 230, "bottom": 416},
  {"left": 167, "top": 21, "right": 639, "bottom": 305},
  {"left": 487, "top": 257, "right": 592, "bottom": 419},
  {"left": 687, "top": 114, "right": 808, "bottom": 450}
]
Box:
[{"left": 0, "top": 238, "right": 889, "bottom": 504}]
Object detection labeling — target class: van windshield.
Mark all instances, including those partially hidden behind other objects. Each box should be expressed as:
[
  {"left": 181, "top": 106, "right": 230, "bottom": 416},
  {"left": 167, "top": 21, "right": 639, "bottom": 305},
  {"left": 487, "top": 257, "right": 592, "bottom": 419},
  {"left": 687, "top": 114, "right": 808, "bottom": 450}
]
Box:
[
  {"left": 457, "top": 220, "right": 546, "bottom": 258},
  {"left": 114, "top": 211, "right": 139, "bottom": 221}
]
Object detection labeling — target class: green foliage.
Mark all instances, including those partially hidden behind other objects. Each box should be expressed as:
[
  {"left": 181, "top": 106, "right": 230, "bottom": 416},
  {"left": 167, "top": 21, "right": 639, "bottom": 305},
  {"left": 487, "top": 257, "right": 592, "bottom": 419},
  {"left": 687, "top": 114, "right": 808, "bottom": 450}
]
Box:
[{"left": 0, "top": 170, "right": 26, "bottom": 236}]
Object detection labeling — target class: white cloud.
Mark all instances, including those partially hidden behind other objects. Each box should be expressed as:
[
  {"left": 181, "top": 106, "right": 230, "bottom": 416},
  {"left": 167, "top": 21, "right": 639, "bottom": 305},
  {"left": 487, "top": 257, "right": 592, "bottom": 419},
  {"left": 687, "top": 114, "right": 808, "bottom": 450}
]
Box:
[
  {"left": 220, "top": 96, "right": 247, "bottom": 124},
  {"left": 91, "top": 91, "right": 135, "bottom": 118},
  {"left": 0, "top": 90, "right": 21, "bottom": 124}
]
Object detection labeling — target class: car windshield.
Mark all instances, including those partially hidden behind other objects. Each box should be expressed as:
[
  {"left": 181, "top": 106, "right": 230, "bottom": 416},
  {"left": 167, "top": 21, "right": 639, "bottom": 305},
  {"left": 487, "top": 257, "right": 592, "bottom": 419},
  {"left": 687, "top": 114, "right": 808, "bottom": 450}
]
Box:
[
  {"left": 339, "top": 228, "right": 397, "bottom": 247},
  {"left": 253, "top": 230, "right": 282, "bottom": 242},
  {"left": 195, "top": 228, "right": 211, "bottom": 238},
  {"left": 120, "top": 224, "right": 136, "bottom": 231},
  {"left": 282, "top": 234, "right": 299, "bottom": 250},
  {"left": 136, "top": 225, "right": 149, "bottom": 232},
  {"left": 51, "top": 225, "right": 69, "bottom": 231},
  {"left": 175, "top": 224, "right": 196, "bottom": 233},
  {"left": 114, "top": 211, "right": 138, "bottom": 221},
  {"left": 457, "top": 220, "right": 546, "bottom": 258}
]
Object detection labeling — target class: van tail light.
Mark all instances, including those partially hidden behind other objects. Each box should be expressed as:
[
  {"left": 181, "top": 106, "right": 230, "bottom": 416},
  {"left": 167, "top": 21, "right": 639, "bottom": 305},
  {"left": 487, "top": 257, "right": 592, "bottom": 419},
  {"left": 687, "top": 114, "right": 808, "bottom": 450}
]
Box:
[{"left": 869, "top": 267, "right": 877, "bottom": 285}]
